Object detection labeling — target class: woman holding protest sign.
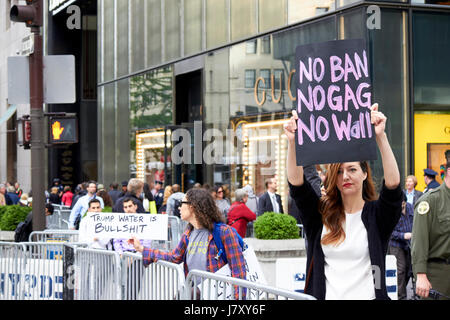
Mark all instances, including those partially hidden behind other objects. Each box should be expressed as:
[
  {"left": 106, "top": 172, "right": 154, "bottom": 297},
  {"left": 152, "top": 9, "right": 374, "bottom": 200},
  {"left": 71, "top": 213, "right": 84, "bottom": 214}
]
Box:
[
  {"left": 285, "top": 103, "right": 402, "bottom": 300},
  {"left": 128, "top": 188, "right": 246, "bottom": 299}
]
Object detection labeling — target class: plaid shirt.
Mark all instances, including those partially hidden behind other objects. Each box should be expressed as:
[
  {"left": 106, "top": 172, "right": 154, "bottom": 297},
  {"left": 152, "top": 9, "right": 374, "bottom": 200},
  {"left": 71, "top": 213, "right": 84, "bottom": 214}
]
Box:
[
  {"left": 142, "top": 223, "right": 246, "bottom": 298},
  {"left": 389, "top": 202, "right": 414, "bottom": 250}
]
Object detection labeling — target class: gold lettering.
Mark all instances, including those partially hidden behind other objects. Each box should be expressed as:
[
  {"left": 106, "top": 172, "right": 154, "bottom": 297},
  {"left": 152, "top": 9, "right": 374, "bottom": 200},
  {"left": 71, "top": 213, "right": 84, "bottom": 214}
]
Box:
[
  {"left": 287, "top": 69, "right": 296, "bottom": 101},
  {"left": 254, "top": 77, "right": 266, "bottom": 106},
  {"left": 271, "top": 74, "right": 282, "bottom": 104}
]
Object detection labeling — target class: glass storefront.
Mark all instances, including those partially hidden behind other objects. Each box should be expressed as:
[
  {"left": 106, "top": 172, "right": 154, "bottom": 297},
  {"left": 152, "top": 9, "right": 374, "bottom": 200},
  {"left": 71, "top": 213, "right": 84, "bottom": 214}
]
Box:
[{"left": 98, "top": 1, "right": 450, "bottom": 212}]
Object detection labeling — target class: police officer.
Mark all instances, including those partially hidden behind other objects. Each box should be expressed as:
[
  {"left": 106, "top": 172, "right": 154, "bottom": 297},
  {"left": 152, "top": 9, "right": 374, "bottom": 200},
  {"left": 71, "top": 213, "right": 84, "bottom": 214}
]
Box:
[
  {"left": 411, "top": 160, "right": 450, "bottom": 300},
  {"left": 423, "top": 168, "right": 440, "bottom": 194},
  {"left": 153, "top": 180, "right": 164, "bottom": 211}
]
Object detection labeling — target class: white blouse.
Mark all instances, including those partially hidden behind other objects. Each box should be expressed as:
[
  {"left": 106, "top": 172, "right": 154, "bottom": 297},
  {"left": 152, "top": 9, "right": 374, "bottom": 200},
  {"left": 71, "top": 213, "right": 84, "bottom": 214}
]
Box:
[{"left": 321, "top": 210, "right": 375, "bottom": 300}]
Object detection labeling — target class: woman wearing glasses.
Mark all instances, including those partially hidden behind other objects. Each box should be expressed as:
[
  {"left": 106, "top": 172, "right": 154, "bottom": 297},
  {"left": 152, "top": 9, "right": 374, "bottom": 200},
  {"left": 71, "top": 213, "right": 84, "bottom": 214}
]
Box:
[{"left": 128, "top": 188, "right": 246, "bottom": 298}]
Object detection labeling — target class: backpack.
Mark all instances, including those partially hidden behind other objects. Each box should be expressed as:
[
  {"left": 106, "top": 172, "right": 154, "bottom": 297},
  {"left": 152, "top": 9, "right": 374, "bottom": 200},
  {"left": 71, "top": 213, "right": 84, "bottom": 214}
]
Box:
[
  {"left": 173, "top": 199, "right": 182, "bottom": 218},
  {"left": 15, "top": 216, "right": 32, "bottom": 242},
  {"left": 212, "top": 223, "right": 245, "bottom": 264}
]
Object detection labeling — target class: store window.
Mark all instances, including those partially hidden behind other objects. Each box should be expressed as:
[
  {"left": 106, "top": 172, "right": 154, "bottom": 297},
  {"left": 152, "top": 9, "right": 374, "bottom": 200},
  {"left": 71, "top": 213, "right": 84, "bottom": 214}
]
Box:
[
  {"left": 261, "top": 36, "right": 271, "bottom": 54},
  {"left": 246, "top": 40, "right": 257, "bottom": 54},
  {"left": 129, "top": 66, "right": 173, "bottom": 180},
  {"left": 245, "top": 70, "right": 256, "bottom": 88}
]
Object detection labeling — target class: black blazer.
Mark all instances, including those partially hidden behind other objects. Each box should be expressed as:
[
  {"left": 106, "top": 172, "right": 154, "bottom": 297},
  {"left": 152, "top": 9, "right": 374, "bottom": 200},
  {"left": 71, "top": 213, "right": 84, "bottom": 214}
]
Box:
[{"left": 257, "top": 192, "right": 284, "bottom": 216}]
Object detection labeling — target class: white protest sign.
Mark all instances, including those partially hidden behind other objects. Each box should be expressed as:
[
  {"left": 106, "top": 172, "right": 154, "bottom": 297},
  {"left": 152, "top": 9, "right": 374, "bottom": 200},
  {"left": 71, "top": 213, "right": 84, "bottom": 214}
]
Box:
[
  {"left": 80, "top": 212, "right": 168, "bottom": 240},
  {"left": 200, "top": 244, "right": 267, "bottom": 300}
]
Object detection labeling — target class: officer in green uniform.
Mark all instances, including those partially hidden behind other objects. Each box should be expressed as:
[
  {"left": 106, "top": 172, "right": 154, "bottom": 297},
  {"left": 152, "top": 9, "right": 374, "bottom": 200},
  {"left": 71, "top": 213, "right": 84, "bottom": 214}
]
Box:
[{"left": 411, "top": 160, "right": 450, "bottom": 300}]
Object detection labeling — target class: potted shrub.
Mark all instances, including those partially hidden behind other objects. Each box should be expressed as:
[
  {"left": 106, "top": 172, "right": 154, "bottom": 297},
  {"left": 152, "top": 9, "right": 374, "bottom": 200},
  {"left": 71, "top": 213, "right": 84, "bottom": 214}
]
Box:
[
  {"left": 0, "top": 205, "right": 32, "bottom": 231},
  {"left": 254, "top": 211, "right": 300, "bottom": 240},
  {"left": 245, "top": 212, "right": 306, "bottom": 287}
]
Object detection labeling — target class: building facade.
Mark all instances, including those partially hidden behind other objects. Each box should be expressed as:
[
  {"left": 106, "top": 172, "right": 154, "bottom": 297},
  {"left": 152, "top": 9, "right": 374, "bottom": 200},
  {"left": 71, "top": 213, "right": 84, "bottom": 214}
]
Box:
[
  {"left": 0, "top": 0, "right": 32, "bottom": 192},
  {"left": 96, "top": 0, "right": 450, "bottom": 211}
]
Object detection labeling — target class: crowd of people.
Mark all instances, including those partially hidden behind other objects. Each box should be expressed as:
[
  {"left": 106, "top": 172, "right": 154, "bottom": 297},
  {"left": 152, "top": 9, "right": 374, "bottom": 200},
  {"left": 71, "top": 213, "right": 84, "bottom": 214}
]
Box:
[{"left": 3, "top": 104, "right": 449, "bottom": 300}]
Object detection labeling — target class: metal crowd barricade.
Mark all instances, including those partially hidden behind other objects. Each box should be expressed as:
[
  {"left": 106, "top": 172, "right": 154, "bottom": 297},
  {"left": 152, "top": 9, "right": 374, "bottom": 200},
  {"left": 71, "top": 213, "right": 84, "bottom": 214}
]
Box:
[
  {"left": 47, "top": 210, "right": 71, "bottom": 229},
  {"left": 183, "top": 270, "right": 316, "bottom": 300},
  {"left": 0, "top": 242, "right": 67, "bottom": 300},
  {"left": 121, "top": 252, "right": 185, "bottom": 300},
  {"left": 29, "top": 229, "right": 79, "bottom": 242},
  {"left": 0, "top": 242, "right": 26, "bottom": 300},
  {"left": 74, "top": 247, "right": 122, "bottom": 300}
]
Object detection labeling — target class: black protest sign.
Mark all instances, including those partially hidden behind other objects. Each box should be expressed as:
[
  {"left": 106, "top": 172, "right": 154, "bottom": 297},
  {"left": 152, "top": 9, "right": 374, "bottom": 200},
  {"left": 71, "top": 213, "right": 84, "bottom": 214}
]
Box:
[{"left": 294, "top": 39, "right": 377, "bottom": 166}]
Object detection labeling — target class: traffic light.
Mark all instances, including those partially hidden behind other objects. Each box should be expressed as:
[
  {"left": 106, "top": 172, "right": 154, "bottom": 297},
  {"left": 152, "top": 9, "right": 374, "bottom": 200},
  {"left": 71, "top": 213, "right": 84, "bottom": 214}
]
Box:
[
  {"left": 49, "top": 117, "right": 78, "bottom": 144},
  {"left": 10, "top": 0, "right": 42, "bottom": 28}
]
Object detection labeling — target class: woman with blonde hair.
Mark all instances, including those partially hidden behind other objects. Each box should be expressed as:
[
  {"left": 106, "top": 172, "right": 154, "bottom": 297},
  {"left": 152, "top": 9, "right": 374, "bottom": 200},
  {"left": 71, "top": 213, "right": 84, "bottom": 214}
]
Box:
[
  {"left": 158, "top": 185, "right": 173, "bottom": 214},
  {"left": 285, "top": 104, "right": 402, "bottom": 300}
]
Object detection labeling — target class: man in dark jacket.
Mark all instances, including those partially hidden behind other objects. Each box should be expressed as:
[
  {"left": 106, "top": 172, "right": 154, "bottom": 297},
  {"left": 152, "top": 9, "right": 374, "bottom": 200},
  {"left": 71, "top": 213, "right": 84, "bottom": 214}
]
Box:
[
  {"left": 113, "top": 178, "right": 146, "bottom": 213},
  {"left": 257, "top": 177, "right": 284, "bottom": 216}
]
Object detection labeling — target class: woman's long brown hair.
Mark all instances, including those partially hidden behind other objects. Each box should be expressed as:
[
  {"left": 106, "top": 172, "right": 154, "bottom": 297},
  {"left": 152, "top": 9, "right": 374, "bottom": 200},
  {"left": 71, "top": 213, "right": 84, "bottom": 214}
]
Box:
[
  {"left": 319, "top": 161, "right": 377, "bottom": 246},
  {"left": 186, "top": 188, "right": 225, "bottom": 231}
]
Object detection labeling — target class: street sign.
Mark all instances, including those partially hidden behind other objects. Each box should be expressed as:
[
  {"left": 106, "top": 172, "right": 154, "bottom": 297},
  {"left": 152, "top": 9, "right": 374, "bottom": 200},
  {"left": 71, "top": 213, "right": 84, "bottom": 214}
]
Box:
[
  {"left": 7, "top": 55, "right": 76, "bottom": 104},
  {"left": 21, "top": 34, "right": 34, "bottom": 55}
]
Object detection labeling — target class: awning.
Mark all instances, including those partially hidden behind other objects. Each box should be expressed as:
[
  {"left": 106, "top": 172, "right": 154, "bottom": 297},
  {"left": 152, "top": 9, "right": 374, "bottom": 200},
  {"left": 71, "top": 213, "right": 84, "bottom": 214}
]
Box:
[{"left": 0, "top": 105, "right": 17, "bottom": 126}]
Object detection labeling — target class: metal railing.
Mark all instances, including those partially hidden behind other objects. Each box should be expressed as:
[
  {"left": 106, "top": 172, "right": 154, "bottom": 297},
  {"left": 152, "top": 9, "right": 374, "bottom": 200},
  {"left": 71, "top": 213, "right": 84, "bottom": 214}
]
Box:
[
  {"left": 0, "top": 242, "right": 26, "bottom": 300},
  {"left": 183, "top": 270, "right": 316, "bottom": 300},
  {"left": 47, "top": 209, "right": 71, "bottom": 229},
  {"left": 0, "top": 242, "right": 67, "bottom": 300},
  {"left": 29, "top": 230, "right": 79, "bottom": 242},
  {"left": 1, "top": 240, "right": 316, "bottom": 301},
  {"left": 74, "top": 247, "right": 122, "bottom": 300},
  {"left": 121, "top": 252, "right": 185, "bottom": 300}
]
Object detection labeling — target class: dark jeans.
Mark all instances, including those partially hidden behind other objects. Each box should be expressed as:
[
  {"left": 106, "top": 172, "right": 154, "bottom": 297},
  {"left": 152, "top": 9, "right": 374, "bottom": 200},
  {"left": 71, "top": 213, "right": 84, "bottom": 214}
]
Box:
[{"left": 388, "top": 245, "right": 412, "bottom": 300}]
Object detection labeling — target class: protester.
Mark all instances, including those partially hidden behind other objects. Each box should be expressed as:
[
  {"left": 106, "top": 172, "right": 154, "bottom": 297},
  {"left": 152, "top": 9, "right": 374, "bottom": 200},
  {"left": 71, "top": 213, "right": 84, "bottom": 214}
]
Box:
[
  {"left": 214, "top": 185, "right": 230, "bottom": 219},
  {"left": 69, "top": 181, "right": 104, "bottom": 229},
  {"left": 412, "top": 159, "right": 450, "bottom": 300},
  {"left": 113, "top": 197, "right": 152, "bottom": 255},
  {"left": 113, "top": 178, "right": 145, "bottom": 213},
  {"left": 257, "top": 177, "right": 283, "bottom": 216},
  {"left": 285, "top": 104, "right": 402, "bottom": 300},
  {"left": 79, "top": 198, "right": 113, "bottom": 250},
  {"left": 388, "top": 193, "right": 414, "bottom": 300},
  {"left": 403, "top": 175, "right": 423, "bottom": 206},
  {"left": 116, "top": 197, "right": 151, "bottom": 299},
  {"left": 227, "top": 188, "right": 256, "bottom": 238},
  {"left": 0, "top": 189, "right": 5, "bottom": 206},
  {"left": 61, "top": 186, "right": 74, "bottom": 207},
  {"left": 128, "top": 188, "right": 246, "bottom": 299}
]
